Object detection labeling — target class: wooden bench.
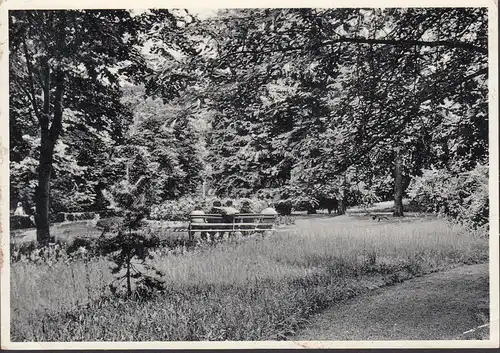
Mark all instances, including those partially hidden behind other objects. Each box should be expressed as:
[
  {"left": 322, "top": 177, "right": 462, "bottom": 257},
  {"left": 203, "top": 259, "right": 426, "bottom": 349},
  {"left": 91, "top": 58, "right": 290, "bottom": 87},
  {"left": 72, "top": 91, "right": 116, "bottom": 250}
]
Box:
[{"left": 188, "top": 213, "right": 278, "bottom": 241}]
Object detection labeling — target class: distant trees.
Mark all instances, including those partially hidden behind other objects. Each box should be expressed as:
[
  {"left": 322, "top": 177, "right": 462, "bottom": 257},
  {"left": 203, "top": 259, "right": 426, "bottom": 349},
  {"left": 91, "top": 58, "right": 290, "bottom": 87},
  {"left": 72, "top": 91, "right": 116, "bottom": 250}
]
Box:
[{"left": 121, "top": 84, "right": 208, "bottom": 200}]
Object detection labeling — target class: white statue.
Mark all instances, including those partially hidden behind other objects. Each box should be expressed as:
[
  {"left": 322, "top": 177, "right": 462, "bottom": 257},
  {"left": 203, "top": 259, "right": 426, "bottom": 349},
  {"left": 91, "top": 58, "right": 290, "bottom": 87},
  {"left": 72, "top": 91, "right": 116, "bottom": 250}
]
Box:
[{"left": 14, "top": 202, "right": 27, "bottom": 217}]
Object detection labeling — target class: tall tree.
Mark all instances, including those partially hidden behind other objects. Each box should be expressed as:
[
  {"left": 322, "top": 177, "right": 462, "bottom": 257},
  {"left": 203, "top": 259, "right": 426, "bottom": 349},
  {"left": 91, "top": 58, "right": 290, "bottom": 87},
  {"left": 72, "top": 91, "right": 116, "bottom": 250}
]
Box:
[{"left": 9, "top": 10, "right": 145, "bottom": 244}]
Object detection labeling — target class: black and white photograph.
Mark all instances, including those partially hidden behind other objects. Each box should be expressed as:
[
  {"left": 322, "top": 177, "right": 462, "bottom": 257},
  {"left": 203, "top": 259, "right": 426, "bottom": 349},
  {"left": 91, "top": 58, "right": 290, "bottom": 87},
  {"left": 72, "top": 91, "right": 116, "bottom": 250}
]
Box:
[{"left": 1, "top": 2, "right": 498, "bottom": 349}]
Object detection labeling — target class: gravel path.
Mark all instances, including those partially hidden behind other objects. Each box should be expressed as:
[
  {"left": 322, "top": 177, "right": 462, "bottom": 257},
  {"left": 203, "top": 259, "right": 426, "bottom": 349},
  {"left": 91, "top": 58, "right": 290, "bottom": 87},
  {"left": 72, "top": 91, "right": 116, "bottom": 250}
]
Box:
[{"left": 289, "top": 263, "right": 489, "bottom": 341}]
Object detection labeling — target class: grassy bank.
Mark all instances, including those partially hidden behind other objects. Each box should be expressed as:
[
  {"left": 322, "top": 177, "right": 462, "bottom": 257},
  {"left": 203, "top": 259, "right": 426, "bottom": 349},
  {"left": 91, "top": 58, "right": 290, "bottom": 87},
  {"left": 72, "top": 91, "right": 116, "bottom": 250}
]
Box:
[{"left": 11, "top": 217, "right": 488, "bottom": 341}]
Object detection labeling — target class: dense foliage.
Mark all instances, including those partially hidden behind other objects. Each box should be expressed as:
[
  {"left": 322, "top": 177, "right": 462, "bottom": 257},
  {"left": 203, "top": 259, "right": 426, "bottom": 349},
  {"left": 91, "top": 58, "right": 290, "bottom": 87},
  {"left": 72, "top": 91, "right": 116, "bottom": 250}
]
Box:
[
  {"left": 408, "top": 163, "right": 489, "bottom": 229},
  {"left": 149, "top": 196, "right": 270, "bottom": 221},
  {"left": 10, "top": 8, "right": 490, "bottom": 243},
  {"left": 200, "top": 9, "right": 487, "bottom": 216}
]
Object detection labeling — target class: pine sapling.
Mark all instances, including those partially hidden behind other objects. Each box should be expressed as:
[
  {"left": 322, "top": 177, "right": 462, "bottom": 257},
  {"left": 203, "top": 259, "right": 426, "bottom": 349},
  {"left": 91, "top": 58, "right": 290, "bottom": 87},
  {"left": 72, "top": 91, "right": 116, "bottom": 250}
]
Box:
[{"left": 98, "top": 175, "right": 165, "bottom": 297}]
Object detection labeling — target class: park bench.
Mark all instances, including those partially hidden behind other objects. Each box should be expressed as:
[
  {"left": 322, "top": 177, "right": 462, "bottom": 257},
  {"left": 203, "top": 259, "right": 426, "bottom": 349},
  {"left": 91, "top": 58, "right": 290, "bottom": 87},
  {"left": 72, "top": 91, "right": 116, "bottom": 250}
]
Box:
[{"left": 188, "top": 213, "right": 278, "bottom": 241}]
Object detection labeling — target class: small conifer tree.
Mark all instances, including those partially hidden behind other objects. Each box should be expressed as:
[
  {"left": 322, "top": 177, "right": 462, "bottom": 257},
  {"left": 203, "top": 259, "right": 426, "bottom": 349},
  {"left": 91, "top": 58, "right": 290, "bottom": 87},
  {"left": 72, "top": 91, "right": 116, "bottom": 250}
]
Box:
[{"left": 99, "top": 152, "right": 165, "bottom": 297}]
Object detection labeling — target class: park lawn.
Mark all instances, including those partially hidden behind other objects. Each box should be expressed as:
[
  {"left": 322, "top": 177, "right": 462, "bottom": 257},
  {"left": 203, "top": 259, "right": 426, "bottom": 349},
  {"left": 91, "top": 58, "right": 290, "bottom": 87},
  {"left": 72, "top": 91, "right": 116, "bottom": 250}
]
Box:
[
  {"left": 11, "top": 216, "right": 488, "bottom": 341},
  {"left": 346, "top": 199, "right": 413, "bottom": 214},
  {"left": 10, "top": 221, "right": 102, "bottom": 245}
]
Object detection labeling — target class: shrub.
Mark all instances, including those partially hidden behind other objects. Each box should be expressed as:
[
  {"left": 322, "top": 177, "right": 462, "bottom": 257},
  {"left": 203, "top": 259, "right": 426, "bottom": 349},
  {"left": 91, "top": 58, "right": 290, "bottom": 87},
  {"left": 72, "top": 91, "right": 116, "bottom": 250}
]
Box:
[
  {"left": 11, "top": 241, "right": 70, "bottom": 264},
  {"left": 10, "top": 234, "right": 105, "bottom": 264},
  {"left": 66, "top": 236, "right": 102, "bottom": 258},
  {"left": 149, "top": 197, "right": 270, "bottom": 220},
  {"left": 289, "top": 195, "right": 318, "bottom": 212},
  {"left": 149, "top": 197, "right": 201, "bottom": 221},
  {"left": 275, "top": 200, "right": 293, "bottom": 215},
  {"left": 53, "top": 212, "right": 97, "bottom": 223},
  {"left": 10, "top": 241, "right": 38, "bottom": 262},
  {"left": 98, "top": 209, "right": 122, "bottom": 219},
  {"left": 96, "top": 217, "right": 125, "bottom": 232},
  {"left": 232, "top": 198, "right": 268, "bottom": 213},
  {"left": 10, "top": 215, "right": 35, "bottom": 230},
  {"left": 98, "top": 227, "right": 165, "bottom": 297},
  {"left": 408, "top": 163, "right": 489, "bottom": 230}
]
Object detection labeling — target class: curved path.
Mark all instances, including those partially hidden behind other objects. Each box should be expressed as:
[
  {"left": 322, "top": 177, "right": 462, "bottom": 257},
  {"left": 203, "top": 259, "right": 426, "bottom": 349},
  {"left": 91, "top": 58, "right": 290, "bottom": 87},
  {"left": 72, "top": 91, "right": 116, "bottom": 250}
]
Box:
[{"left": 289, "top": 263, "right": 489, "bottom": 341}]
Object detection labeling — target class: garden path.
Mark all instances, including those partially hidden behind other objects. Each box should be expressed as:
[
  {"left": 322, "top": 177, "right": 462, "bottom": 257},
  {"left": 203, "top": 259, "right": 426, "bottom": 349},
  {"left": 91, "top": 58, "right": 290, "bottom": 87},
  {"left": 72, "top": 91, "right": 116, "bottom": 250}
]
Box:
[{"left": 289, "top": 263, "right": 490, "bottom": 340}]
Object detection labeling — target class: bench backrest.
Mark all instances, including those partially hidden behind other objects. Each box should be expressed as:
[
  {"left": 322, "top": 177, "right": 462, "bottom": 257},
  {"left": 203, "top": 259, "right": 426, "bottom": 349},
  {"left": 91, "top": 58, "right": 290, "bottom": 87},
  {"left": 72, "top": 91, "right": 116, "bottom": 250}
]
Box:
[
  {"left": 187, "top": 213, "right": 278, "bottom": 238},
  {"left": 189, "top": 213, "right": 277, "bottom": 222}
]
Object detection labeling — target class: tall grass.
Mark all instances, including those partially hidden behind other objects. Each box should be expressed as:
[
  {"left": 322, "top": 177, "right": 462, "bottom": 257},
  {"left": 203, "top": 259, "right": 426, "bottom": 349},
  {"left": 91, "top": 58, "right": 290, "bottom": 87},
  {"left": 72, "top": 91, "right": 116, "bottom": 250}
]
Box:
[{"left": 11, "top": 218, "right": 488, "bottom": 341}]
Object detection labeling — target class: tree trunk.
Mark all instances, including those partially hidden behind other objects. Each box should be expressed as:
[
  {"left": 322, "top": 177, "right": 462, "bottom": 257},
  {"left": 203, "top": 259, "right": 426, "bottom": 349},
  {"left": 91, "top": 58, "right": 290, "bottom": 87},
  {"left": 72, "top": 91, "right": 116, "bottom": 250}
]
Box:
[
  {"left": 306, "top": 205, "right": 317, "bottom": 214},
  {"left": 126, "top": 254, "right": 132, "bottom": 296},
  {"left": 393, "top": 148, "right": 404, "bottom": 217},
  {"left": 35, "top": 71, "right": 65, "bottom": 245},
  {"left": 338, "top": 177, "right": 348, "bottom": 215},
  {"left": 338, "top": 196, "right": 346, "bottom": 215},
  {"left": 35, "top": 138, "right": 56, "bottom": 245},
  {"left": 22, "top": 13, "right": 67, "bottom": 246}
]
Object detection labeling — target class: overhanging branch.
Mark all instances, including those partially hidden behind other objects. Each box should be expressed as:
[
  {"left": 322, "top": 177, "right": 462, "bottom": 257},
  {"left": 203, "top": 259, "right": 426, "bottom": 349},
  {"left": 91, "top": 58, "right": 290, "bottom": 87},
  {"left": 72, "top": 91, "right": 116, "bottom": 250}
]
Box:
[
  {"left": 219, "top": 36, "right": 487, "bottom": 64},
  {"left": 322, "top": 37, "right": 487, "bottom": 55},
  {"left": 21, "top": 34, "right": 42, "bottom": 125},
  {"left": 324, "top": 65, "right": 488, "bottom": 177}
]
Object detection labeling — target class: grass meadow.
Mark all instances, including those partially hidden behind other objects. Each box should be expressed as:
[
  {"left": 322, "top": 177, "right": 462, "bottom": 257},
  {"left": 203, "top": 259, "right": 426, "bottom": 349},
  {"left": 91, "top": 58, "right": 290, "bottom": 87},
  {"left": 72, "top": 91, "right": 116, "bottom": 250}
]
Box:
[{"left": 11, "top": 216, "right": 488, "bottom": 341}]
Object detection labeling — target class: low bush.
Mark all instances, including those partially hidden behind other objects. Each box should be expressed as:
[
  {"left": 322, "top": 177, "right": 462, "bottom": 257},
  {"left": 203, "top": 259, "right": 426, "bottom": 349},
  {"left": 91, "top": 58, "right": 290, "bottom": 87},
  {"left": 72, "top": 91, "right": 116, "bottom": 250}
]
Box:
[
  {"left": 10, "top": 215, "right": 35, "bottom": 230},
  {"left": 53, "top": 212, "right": 98, "bottom": 223},
  {"left": 96, "top": 217, "right": 124, "bottom": 232},
  {"left": 66, "top": 236, "right": 102, "bottom": 258},
  {"left": 408, "top": 163, "right": 489, "bottom": 230},
  {"left": 149, "top": 198, "right": 200, "bottom": 221},
  {"left": 233, "top": 198, "right": 268, "bottom": 213},
  {"left": 275, "top": 200, "right": 293, "bottom": 215},
  {"left": 10, "top": 241, "right": 94, "bottom": 265},
  {"left": 149, "top": 197, "right": 270, "bottom": 221}
]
